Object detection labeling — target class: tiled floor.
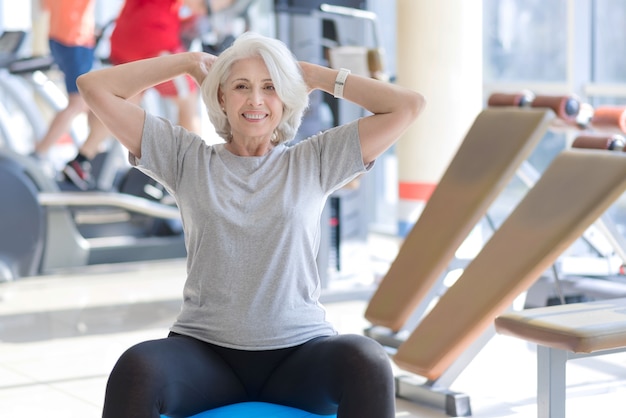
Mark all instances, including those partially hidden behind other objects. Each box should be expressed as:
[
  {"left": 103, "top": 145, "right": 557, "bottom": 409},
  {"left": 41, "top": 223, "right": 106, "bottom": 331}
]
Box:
[{"left": 2, "top": 240, "right": 626, "bottom": 417}]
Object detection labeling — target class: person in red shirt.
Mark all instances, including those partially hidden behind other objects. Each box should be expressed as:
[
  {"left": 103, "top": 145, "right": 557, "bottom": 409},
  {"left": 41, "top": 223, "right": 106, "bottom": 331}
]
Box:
[{"left": 109, "top": 0, "right": 208, "bottom": 133}]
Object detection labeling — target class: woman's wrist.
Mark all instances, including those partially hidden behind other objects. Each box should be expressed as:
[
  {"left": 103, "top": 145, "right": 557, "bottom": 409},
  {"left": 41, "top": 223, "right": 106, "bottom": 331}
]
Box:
[
  {"left": 299, "top": 62, "right": 343, "bottom": 95},
  {"left": 333, "top": 68, "right": 350, "bottom": 99}
]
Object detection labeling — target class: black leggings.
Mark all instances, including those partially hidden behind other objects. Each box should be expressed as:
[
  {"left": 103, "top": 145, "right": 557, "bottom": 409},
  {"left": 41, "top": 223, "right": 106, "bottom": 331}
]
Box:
[{"left": 101, "top": 332, "right": 395, "bottom": 418}]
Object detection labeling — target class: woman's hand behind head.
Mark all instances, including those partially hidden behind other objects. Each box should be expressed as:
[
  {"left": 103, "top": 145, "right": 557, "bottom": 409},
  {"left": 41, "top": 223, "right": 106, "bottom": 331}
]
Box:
[{"left": 189, "top": 51, "right": 219, "bottom": 87}]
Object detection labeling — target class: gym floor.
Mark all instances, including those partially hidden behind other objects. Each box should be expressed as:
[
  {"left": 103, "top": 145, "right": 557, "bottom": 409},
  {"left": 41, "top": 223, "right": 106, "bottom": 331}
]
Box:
[{"left": 1, "top": 235, "right": 626, "bottom": 417}]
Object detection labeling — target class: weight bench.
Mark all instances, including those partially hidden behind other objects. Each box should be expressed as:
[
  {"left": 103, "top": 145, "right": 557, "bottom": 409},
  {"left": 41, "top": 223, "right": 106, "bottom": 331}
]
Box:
[
  {"left": 495, "top": 297, "right": 626, "bottom": 418},
  {"left": 160, "top": 402, "right": 336, "bottom": 418},
  {"left": 362, "top": 107, "right": 552, "bottom": 415},
  {"left": 365, "top": 107, "right": 552, "bottom": 337},
  {"left": 388, "top": 146, "right": 626, "bottom": 415}
]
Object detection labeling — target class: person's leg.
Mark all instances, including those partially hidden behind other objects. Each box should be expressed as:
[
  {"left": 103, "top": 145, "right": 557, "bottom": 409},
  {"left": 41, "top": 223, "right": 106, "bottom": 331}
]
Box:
[
  {"left": 102, "top": 334, "right": 248, "bottom": 418},
  {"left": 77, "top": 110, "right": 110, "bottom": 159},
  {"left": 34, "top": 40, "right": 94, "bottom": 156},
  {"left": 261, "top": 334, "right": 396, "bottom": 418},
  {"left": 62, "top": 109, "right": 110, "bottom": 189},
  {"left": 34, "top": 92, "right": 88, "bottom": 155}
]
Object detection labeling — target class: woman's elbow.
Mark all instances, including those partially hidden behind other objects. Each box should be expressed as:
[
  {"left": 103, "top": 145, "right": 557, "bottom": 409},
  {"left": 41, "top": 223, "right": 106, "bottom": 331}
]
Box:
[
  {"left": 76, "top": 73, "right": 96, "bottom": 104},
  {"left": 76, "top": 73, "right": 88, "bottom": 94},
  {"left": 408, "top": 91, "right": 426, "bottom": 121}
]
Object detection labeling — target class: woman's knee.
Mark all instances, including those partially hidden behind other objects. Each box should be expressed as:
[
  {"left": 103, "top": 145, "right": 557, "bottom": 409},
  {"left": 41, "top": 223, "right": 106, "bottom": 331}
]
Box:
[
  {"left": 324, "top": 335, "right": 396, "bottom": 416},
  {"left": 103, "top": 340, "right": 172, "bottom": 417},
  {"left": 108, "top": 340, "right": 170, "bottom": 387},
  {"left": 337, "top": 334, "right": 389, "bottom": 359},
  {"left": 328, "top": 334, "right": 393, "bottom": 381}
]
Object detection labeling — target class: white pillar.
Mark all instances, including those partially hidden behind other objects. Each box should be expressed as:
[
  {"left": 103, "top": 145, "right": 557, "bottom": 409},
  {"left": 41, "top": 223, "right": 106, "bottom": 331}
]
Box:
[
  {"left": 31, "top": 0, "right": 49, "bottom": 56},
  {"left": 395, "top": 0, "right": 483, "bottom": 236}
]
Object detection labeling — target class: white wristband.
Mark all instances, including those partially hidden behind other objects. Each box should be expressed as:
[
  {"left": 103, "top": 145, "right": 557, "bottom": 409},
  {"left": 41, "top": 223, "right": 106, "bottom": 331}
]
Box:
[{"left": 333, "top": 68, "right": 350, "bottom": 99}]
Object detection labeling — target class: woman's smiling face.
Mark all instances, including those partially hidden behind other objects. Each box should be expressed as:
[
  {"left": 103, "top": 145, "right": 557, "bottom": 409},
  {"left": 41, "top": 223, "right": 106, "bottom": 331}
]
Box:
[{"left": 219, "top": 56, "right": 283, "bottom": 143}]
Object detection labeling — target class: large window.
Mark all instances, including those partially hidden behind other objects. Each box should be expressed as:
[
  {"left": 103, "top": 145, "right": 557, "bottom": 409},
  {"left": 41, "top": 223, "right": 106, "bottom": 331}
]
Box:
[
  {"left": 483, "top": 0, "right": 568, "bottom": 83},
  {"left": 482, "top": 0, "right": 626, "bottom": 97},
  {"left": 593, "top": 0, "right": 626, "bottom": 83}
]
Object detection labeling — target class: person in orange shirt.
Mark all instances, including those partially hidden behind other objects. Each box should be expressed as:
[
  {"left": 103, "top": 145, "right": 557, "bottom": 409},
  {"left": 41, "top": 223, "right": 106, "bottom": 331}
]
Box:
[{"left": 33, "top": 0, "right": 110, "bottom": 190}]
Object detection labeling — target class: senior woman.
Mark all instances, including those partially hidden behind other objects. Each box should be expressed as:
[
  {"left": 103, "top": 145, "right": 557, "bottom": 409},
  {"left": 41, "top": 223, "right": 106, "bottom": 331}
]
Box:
[{"left": 77, "top": 32, "right": 425, "bottom": 418}]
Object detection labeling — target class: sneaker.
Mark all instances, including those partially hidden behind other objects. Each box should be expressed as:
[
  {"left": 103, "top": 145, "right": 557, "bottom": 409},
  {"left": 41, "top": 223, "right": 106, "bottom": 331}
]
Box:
[{"left": 63, "top": 159, "right": 94, "bottom": 191}]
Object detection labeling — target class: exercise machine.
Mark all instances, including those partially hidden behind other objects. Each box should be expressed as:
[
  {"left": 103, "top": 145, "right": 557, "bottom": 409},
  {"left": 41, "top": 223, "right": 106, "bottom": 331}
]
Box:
[
  {"left": 0, "top": 29, "right": 86, "bottom": 155},
  {"left": 0, "top": 147, "right": 186, "bottom": 282},
  {"left": 365, "top": 105, "right": 553, "bottom": 343}
]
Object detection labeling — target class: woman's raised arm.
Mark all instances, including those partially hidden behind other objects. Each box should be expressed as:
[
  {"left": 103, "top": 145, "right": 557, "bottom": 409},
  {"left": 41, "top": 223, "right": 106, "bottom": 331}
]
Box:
[
  {"left": 299, "top": 61, "right": 425, "bottom": 165},
  {"left": 77, "top": 51, "right": 215, "bottom": 157}
]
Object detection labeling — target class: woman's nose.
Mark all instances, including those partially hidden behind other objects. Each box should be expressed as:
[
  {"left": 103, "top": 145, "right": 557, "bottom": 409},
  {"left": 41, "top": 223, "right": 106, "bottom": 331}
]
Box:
[{"left": 247, "top": 88, "right": 263, "bottom": 105}]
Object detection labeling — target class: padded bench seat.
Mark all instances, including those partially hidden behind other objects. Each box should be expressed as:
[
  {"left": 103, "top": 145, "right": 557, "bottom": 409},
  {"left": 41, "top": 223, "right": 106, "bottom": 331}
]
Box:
[{"left": 495, "top": 297, "right": 626, "bottom": 418}]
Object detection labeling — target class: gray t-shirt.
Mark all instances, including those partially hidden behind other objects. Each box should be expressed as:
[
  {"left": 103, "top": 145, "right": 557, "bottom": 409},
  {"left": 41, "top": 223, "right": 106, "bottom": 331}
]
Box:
[{"left": 132, "top": 113, "right": 370, "bottom": 349}]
